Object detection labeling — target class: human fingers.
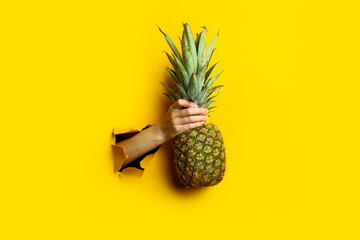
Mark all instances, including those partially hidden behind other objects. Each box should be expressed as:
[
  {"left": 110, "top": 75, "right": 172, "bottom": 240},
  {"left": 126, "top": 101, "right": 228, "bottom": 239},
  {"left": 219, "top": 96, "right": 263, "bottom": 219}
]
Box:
[
  {"left": 171, "top": 99, "right": 197, "bottom": 110},
  {"left": 174, "top": 107, "right": 208, "bottom": 117},
  {"left": 177, "top": 121, "right": 205, "bottom": 132},
  {"left": 175, "top": 115, "right": 208, "bottom": 125}
]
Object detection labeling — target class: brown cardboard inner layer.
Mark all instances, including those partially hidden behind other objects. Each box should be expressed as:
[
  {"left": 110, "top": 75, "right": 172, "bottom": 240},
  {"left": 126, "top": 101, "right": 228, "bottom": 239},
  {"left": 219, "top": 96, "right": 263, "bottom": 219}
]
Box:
[{"left": 111, "top": 125, "right": 161, "bottom": 173}]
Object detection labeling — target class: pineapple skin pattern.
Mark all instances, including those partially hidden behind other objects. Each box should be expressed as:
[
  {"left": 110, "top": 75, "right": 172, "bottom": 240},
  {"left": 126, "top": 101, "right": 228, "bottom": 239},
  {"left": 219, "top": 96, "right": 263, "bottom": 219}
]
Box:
[
  {"left": 174, "top": 123, "right": 225, "bottom": 187},
  {"left": 159, "top": 23, "right": 225, "bottom": 187}
]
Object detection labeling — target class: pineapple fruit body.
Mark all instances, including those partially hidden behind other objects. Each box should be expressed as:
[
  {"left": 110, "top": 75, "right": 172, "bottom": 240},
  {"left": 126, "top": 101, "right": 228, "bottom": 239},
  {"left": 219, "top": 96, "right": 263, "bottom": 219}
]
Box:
[
  {"left": 174, "top": 123, "right": 225, "bottom": 187},
  {"left": 159, "top": 23, "right": 226, "bottom": 187}
]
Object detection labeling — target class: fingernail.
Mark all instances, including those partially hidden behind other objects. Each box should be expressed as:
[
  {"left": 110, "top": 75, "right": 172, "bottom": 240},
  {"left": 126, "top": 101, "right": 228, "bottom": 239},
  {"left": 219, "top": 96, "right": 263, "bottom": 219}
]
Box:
[
  {"left": 204, "top": 109, "right": 208, "bottom": 113},
  {"left": 192, "top": 104, "right": 198, "bottom": 108}
]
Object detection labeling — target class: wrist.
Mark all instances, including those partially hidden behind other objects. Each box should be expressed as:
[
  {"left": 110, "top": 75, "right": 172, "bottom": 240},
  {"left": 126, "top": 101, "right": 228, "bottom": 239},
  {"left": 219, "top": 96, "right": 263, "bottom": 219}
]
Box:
[{"left": 152, "top": 123, "right": 169, "bottom": 144}]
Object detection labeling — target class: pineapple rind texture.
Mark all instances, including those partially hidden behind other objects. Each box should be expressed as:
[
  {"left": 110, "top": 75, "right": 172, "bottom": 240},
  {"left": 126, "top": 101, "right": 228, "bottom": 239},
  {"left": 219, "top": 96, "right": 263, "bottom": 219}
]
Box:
[{"left": 173, "top": 123, "right": 226, "bottom": 187}]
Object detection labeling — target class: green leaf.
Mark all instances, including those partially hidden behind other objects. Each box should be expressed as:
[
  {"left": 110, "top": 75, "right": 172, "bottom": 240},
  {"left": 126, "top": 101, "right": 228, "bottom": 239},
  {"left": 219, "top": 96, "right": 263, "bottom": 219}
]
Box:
[
  {"left": 184, "top": 50, "right": 195, "bottom": 77},
  {"left": 164, "top": 51, "right": 177, "bottom": 72},
  {"left": 206, "top": 32, "right": 218, "bottom": 64},
  {"left": 173, "top": 53, "right": 189, "bottom": 88},
  {"left": 194, "top": 33, "right": 200, "bottom": 51},
  {"left": 203, "top": 100, "right": 215, "bottom": 109},
  {"left": 208, "top": 85, "right": 224, "bottom": 94},
  {"left": 163, "top": 93, "right": 176, "bottom": 102},
  {"left": 175, "top": 82, "right": 189, "bottom": 100},
  {"left": 165, "top": 67, "right": 180, "bottom": 85},
  {"left": 197, "top": 89, "right": 208, "bottom": 107},
  {"left": 197, "top": 64, "right": 207, "bottom": 83},
  {"left": 207, "top": 48, "right": 216, "bottom": 66},
  {"left": 184, "top": 23, "right": 198, "bottom": 73},
  {"left": 205, "top": 92, "right": 218, "bottom": 105},
  {"left": 197, "top": 27, "right": 207, "bottom": 71},
  {"left": 208, "top": 106, "right": 217, "bottom": 111},
  {"left": 205, "top": 85, "right": 223, "bottom": 101},
  {"left": 158, "top": 26, "right": 182, "bottom": 61},
  {"left": 187, "top": 73, "right": 199, "bottom": 98},
  {"left": 205, "top": 61, "right": 219, "bottom": 81},
  {"left": 160, "top": 82, "right": 180, "bottom": 100},
  {"left": 204, "top": 70, "right": 223, "bottom": 88},
  {"left": 181, "top": 31, "right": 190, "bottom": 55}
]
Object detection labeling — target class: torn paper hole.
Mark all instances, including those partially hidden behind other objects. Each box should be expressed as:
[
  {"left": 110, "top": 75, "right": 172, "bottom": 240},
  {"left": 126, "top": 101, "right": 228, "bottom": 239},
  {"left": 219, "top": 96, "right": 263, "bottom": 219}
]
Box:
[{"left": 111, "top": 124, "right": 161, "bottom": 178}]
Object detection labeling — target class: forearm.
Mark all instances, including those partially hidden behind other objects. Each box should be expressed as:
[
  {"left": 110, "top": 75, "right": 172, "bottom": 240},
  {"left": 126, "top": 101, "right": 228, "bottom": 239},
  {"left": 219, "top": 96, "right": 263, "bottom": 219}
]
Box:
[
  {"left": 116, "top": 124, "right": 167, "bottom": 168},
  {"left": 115, "top": 99, "right": 207, "bottom": 169}
]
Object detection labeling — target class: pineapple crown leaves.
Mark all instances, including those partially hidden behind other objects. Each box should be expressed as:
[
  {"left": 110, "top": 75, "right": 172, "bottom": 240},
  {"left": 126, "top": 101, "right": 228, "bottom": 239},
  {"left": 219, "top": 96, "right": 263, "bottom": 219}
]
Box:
[{"left": 159, "top": 23, "right": 224, "bottom": 110}]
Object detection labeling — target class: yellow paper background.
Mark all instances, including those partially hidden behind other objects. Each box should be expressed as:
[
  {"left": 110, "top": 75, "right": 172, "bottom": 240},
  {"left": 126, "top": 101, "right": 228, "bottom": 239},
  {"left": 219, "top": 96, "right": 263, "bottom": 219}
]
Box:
[{"left": 1, "top": 0, "right": 359, "bottom": 239}]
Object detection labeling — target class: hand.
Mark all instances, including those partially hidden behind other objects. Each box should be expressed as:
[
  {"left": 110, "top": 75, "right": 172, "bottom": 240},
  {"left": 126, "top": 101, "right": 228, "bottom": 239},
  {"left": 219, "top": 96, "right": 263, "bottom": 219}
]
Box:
[
  {"left": 115, "top": 99, "right": 208, "bottom": 169},
  {"left": 156, "top": 99, "right": 208, "bottom": 142}
]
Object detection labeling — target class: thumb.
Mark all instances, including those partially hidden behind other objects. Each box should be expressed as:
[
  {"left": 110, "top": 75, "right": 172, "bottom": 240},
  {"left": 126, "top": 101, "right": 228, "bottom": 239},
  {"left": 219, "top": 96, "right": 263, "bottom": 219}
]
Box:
[{"left": 171, "top": 99, "right": 198, "bottom": 109}]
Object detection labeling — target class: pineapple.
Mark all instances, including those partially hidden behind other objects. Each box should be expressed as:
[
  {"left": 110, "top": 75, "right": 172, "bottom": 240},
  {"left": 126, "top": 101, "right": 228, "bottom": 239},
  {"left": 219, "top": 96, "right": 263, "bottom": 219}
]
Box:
[{"left": 159, "top": 23, "right": 225, "bottom": 187}]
